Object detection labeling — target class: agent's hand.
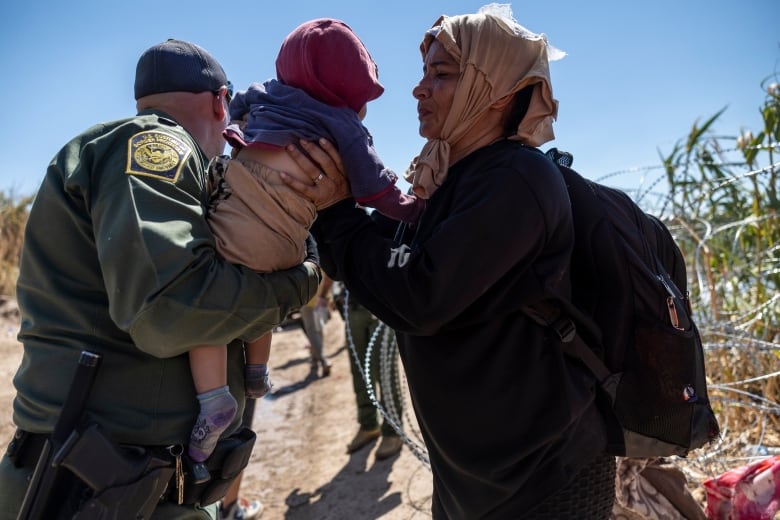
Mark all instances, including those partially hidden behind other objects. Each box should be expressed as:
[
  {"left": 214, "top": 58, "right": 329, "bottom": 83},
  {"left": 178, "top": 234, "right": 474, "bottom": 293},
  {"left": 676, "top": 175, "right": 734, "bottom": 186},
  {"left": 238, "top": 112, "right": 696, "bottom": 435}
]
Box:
[{"left": 281, "top": 139, "right": 351, "bottom": 210}]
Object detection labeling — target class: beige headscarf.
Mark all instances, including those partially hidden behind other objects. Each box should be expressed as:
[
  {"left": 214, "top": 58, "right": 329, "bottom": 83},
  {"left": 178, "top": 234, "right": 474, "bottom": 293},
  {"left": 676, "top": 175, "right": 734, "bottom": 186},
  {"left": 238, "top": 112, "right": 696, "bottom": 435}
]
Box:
[{"left": 404, "top": 3, "right": 564, "bottom": 199}]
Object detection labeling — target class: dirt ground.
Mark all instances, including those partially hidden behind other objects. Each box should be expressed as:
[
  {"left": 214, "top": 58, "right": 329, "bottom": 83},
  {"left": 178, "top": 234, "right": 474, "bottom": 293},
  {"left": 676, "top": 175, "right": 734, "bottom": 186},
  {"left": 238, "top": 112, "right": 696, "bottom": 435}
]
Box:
[{"left": 0, "top": 302, "right": 434, "bottom": 519}]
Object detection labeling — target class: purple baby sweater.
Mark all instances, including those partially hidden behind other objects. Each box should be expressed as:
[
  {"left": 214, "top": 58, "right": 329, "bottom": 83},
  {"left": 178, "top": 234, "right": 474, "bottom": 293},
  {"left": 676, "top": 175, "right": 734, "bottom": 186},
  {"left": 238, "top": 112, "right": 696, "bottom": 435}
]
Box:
[{"left": 226, "top": 80, "right": 423, "bottom": 224}]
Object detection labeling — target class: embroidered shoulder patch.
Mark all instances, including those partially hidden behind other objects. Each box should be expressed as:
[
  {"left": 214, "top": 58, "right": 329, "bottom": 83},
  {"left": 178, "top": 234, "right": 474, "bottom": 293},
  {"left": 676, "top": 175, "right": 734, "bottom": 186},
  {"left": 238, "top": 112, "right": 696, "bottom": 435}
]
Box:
[{"left": 126, "top": 130, "right": 192, "bottom": 182}]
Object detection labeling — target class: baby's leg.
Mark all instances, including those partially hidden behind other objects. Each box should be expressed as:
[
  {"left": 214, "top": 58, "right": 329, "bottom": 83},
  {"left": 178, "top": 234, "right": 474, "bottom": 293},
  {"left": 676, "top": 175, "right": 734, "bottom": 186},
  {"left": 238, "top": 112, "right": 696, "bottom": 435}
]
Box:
[
  {"left": 190, "top": 344, "right": 229, "bottom": 393},
  {"left": 245, "top": 332, "right": 273, "bottom": 398},
  {"left": 188, "top": 345, "right": 237, "bottom": 462}
]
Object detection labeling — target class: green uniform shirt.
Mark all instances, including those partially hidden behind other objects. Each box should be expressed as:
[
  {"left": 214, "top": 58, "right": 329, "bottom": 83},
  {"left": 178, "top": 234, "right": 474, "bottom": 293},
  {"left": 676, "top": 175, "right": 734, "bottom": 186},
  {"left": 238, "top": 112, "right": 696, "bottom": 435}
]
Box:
[{"left": 13, "top": 110, "right": 318, "bottom": 445}]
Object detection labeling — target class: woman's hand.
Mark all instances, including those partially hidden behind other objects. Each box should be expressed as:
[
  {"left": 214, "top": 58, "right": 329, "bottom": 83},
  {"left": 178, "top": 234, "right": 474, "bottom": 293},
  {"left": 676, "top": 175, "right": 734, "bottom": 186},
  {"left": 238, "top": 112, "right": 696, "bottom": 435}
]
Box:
[{"left": 281, "top": 139, "right": 351, "bottom": 210}]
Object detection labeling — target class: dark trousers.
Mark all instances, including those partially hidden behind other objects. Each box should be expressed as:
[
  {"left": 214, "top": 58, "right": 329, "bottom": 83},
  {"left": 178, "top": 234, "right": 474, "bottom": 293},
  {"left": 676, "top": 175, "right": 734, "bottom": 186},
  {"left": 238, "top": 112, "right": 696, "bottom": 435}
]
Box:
[{"left": 346, "top": 303, "right": 402, "bottom": 436}]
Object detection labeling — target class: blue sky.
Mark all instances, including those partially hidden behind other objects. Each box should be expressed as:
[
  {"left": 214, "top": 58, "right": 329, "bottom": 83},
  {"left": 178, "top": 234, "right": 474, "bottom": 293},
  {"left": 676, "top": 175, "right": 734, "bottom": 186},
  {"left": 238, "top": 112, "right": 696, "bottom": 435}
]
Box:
[{"left": 1, "top": 0, "right": 777, "bottom": 196}]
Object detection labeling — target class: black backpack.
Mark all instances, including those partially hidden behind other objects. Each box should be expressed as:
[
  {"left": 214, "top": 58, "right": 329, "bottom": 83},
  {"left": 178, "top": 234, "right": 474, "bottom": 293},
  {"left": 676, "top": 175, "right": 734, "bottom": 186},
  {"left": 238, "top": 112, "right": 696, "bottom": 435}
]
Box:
[{"left": 524, "top": 148, "right": 720, "bottom": 458}]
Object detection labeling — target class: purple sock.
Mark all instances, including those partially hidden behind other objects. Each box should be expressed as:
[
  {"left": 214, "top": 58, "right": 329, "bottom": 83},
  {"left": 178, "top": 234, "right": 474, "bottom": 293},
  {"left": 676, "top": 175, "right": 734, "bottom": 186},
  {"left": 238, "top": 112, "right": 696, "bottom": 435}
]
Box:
[
  {"left": 188, "top": 385, "right": 237, "bottom": 462},
  {"left": 245, "top": 364, "right": 272, "bottom": 398}
]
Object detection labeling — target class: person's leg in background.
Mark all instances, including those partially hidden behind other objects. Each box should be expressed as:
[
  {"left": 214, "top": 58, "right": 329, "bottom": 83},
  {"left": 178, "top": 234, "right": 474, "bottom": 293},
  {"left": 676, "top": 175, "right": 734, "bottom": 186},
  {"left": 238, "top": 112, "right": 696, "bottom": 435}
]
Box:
[
  {"left": 345, "top": 302, "right": 384, "bottom": 454},
  {"left": 299, "top": 304, "right": 331, "bottom": 377},
  {"left": 372, "top": 326, "right": 403, "bottom": 460}
]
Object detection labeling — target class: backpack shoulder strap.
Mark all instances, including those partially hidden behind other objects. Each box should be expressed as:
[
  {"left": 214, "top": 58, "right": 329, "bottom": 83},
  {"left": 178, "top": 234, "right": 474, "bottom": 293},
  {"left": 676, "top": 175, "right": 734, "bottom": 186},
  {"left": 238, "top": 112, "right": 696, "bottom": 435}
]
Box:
[{"left": 522, "top": 301, "right": 612, "bottom": 384}]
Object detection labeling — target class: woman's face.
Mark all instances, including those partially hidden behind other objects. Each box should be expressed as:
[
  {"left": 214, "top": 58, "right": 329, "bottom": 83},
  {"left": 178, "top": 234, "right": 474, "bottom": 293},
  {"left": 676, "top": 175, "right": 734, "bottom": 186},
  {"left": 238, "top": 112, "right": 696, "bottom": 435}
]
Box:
[{"left": 412, "top": 40, "right": 459, "bottom": 140}]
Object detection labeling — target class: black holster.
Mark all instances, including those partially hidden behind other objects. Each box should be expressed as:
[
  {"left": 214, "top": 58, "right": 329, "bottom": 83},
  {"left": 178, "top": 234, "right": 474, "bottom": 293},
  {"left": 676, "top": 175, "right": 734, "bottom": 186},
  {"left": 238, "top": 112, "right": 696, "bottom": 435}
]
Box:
[
  {"left": 180, "top": 427, "right": 256, "bottom": 506},
  {"left": 60, "top": 423, "right": 174, "bottom": 519},
  {"left": 12, "top": 424, "right": 256, "bottom": 518},
  {"left": 66, "top": 424, "right": 257, "bottom": 514}
]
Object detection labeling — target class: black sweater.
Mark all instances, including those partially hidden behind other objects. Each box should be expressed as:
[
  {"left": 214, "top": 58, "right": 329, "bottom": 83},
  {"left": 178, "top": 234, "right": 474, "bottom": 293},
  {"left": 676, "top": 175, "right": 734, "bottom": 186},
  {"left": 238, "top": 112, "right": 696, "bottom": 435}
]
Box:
[{"left": 312, "top": 140, "right": 607, "bottom": 519}]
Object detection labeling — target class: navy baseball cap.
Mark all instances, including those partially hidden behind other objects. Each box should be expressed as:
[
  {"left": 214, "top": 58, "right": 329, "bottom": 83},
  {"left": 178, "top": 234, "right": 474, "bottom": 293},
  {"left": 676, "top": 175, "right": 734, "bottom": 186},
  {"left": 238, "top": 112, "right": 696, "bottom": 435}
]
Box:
[{"left": 134, "top": 39, "right": 229, "bottom": 100}]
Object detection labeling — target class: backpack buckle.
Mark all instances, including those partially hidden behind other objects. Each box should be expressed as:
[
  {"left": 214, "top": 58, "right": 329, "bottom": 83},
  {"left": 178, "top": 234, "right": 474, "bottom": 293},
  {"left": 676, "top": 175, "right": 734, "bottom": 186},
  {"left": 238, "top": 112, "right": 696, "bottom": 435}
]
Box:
[{"left": 551, "top": 317, "right": 577, "bottom": 343}]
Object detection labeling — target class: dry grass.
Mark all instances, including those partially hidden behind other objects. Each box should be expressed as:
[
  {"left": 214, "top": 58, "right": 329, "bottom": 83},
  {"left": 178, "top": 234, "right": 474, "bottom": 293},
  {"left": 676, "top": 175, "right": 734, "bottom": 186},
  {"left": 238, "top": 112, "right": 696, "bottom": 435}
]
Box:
[
  {"left": 0, "top": 192, "right": 31, "bottom": 298},
  {"left": 685, "top": 328, "right": 780, "bottom": 476}
]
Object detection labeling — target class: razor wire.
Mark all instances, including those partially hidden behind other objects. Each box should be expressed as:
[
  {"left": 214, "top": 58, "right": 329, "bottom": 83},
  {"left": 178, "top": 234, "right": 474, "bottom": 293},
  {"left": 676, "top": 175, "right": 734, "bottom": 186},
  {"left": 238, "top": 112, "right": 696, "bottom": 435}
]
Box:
[
  {"left": 341, "top": 290, "right": 430, "bottom": 469},
  {"left": 336, "top": 287, "right": 779, "bottom": 477},
  {"left": 331, "top": 149, "right": 780, "bottom": 480}
]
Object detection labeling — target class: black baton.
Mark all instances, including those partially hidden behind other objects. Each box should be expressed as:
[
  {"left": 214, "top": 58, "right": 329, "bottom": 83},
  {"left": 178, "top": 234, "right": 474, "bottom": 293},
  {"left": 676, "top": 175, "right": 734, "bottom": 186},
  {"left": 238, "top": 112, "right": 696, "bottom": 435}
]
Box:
[{"left": 17, "top": 350, "right": 102, "bottom": 520}]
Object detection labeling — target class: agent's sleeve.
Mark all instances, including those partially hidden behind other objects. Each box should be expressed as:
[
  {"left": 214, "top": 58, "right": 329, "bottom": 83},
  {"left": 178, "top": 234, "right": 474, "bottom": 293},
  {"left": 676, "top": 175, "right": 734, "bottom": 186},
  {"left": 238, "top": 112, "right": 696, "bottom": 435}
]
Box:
[{"left": 91, "top": 130, "right": 318, "bottom": 358}]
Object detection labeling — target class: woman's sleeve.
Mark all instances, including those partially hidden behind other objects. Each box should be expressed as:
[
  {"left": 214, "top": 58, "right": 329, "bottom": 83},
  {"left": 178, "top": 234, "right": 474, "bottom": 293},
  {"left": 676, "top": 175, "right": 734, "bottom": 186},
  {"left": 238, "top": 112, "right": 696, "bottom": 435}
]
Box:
[{"left": 312, "top": 163, "right": 565, "bottom": 335}]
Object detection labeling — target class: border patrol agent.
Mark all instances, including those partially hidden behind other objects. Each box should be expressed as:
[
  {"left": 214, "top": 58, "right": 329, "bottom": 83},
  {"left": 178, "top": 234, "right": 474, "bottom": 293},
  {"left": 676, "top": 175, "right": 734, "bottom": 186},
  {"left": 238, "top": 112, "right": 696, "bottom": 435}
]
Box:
[{"left": 0, "top": 39, "right": 320, "bottom": 519}]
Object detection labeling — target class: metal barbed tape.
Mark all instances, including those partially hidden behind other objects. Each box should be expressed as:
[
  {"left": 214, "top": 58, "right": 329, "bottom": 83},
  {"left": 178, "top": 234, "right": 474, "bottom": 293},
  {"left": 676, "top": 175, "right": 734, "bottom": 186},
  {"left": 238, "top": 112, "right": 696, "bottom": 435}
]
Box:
[{"left": 341, "top": 290, "right": 431, "bottom": 468}]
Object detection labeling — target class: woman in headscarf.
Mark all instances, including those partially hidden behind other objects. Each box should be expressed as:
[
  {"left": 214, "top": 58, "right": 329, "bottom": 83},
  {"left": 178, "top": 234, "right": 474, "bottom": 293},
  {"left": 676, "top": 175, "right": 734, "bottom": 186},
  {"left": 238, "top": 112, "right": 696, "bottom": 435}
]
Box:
[{"left": 282, "top": 5, "right": 615, "bottom": 518}]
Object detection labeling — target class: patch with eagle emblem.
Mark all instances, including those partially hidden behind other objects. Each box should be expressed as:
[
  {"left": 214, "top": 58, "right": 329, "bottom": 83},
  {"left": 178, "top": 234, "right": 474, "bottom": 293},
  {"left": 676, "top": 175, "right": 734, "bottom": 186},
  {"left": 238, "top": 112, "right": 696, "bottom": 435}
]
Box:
[{"left": 126, "top": 130, "right": 192, "bottom": 182}]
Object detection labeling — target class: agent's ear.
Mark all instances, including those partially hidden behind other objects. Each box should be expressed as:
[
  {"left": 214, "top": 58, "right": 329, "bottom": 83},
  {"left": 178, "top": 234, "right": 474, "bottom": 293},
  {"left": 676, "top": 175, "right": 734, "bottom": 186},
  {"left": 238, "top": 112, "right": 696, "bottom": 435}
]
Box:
[{"left": 213, "top": 88, "right": 229, "bottom": 121}]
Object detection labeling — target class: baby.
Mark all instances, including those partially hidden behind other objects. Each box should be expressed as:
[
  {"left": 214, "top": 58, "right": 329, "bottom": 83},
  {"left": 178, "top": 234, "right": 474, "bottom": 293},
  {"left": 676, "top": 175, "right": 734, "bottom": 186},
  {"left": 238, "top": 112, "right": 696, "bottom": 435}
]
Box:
[{"left": 187, "top": 18, "right": 423, "bottom": 468}]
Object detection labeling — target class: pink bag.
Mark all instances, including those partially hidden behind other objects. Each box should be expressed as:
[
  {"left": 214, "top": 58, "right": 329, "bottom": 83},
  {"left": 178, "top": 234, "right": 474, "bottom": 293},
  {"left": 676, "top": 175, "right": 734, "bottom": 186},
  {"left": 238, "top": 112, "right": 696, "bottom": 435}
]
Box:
[{"left": 704, "top": 455, "right": 780, "bottom": 519}]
